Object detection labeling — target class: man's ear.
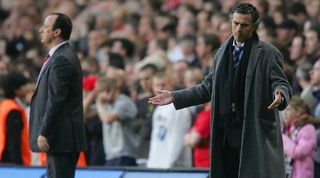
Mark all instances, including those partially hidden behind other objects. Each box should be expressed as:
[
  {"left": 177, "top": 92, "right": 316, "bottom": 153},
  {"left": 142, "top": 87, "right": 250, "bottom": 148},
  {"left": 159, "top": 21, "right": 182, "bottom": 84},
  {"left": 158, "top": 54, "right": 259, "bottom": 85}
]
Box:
[{"left": 54, "top": 28, "right": 61, "bottom": 37}]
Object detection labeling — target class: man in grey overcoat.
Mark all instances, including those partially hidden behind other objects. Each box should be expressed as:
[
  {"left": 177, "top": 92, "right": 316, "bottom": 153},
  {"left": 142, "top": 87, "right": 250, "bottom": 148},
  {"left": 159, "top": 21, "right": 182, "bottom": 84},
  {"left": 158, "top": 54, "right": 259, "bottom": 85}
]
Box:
[{"left": 149, "top": 3, "right": 292, "bottom": 178}]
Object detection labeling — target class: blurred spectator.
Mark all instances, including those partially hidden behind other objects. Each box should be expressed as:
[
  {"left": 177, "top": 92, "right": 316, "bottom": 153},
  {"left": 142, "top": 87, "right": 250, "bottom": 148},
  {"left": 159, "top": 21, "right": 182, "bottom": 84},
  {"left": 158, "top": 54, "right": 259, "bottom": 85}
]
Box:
[
  {"left": 179, "top": 34, "right": 200, "bottom": 68},
  {"left": 296, "top": 65, "right": 317, "bottom": 110},
  {"left": 147, "top": 72, "right": 192, "bottom": 168},
  {"left": 96, "top": 76, "right": 138, "bottom": 166},
  {"left": 310, "top": 59, "right": 320, "bottom": 117},
  {"left": 276, "top": 19, "right": 298, "bottom": 46},
  {"left": 217, "top": 18, "right": 232, "bottom": 43},
  {"left": 196, "top": 33, "right": 220, "bottom": 75},
  {"left": 131, "top": 64, "right": 158, "bottom": 164},
  {"left": 0, "top": 71, "right": 31, "bottom": 165},
  {"left": 172, "top": 60, "right": 188, "bottom": 90},
  {"left": 282, "top": 96, "right": 317, "bottom": 178},
  {"left": 304, "top": 22, "right": 320, "bottom": 64},
  {"left": 184, "top": 102, "right": 211, "bottom": 168},
  {"left": 289, "top": 35, "right": 312, "bottom": 94},
  {"left": 287, "top": 2, "right": 308, "bottom": 31}
]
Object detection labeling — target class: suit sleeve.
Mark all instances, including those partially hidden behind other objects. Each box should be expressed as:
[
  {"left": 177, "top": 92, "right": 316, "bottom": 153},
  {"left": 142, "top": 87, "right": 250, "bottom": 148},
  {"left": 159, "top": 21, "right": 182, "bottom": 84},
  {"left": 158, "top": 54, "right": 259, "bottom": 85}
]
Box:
[
  {"left": 39, "top": 56, "right": 72, "bottom": 138},
  {"left": 269, "top": 48, "right": 292, "bottom": 111},
  {"left": 172, "top": 54, "right": 218, "bottom": 110}
]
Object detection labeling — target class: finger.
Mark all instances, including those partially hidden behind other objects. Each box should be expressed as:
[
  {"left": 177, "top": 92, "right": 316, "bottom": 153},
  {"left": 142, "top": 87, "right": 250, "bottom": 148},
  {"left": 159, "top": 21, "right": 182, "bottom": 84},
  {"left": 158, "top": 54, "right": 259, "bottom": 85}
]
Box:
[
  {"left": 267, "top": 102, "right": 277, "bottom": 110},
  {"left": 43, "top": 142, "right": 50, "bottom": 151},
  {"left": 148, "top": 96, "right": 158, "bottom": 104}
]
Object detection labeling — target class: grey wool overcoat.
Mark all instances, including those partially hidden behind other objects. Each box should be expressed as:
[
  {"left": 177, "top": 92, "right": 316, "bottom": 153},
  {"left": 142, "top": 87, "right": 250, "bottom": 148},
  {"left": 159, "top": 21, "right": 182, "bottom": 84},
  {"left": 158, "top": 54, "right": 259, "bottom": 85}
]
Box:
[{"left": 172, "top": 35, "right": 292, "bottom": 178}]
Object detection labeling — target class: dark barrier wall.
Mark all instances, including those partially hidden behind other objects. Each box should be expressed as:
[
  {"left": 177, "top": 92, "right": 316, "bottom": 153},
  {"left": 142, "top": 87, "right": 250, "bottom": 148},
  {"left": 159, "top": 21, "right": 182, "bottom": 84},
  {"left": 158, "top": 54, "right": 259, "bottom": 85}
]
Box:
[{"left": 0, "top": 166, "right": 209, "bottom": 178}]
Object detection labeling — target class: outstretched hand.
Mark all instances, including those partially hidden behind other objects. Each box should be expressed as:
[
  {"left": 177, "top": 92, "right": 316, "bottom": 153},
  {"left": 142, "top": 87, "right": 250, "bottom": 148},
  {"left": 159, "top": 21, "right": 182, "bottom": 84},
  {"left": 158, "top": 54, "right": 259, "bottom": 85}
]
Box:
[
  {"left": 148, "top": 90, "right": 173, "bottom": 105},
  {"left": 268, "top": 90, "right": 282, "bottom": 110}
]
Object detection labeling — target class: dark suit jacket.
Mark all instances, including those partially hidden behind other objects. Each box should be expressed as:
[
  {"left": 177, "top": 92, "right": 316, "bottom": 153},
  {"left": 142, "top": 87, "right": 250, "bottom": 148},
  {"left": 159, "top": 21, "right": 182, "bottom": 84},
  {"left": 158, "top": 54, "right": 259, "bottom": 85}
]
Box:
[{"left": 29, "top": 43, "right": 87, "bottom": 153}]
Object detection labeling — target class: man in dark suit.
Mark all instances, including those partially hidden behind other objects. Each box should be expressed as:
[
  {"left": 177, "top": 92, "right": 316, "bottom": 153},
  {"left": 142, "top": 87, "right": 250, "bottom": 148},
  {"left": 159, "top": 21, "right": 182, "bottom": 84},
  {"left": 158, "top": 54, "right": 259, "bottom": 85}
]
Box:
[
  {"left": 149, "top": 3, "right": 292, "bottom": 178},
  {"left": 29, "top": 13, "right": 87, "bottom": 178}
]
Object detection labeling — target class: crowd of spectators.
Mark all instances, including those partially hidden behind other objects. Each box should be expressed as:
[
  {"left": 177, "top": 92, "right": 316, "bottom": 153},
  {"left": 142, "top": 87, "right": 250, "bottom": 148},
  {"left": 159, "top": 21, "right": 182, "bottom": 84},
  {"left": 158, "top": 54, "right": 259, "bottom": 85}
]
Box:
[{"left": 0, "top": 0, "right": 320, "bottom": 176}]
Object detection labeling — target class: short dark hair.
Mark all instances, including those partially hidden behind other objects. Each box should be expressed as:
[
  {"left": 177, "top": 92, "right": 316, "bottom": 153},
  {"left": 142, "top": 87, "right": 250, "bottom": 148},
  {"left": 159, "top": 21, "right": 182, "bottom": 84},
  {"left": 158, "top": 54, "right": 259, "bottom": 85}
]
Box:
[
  {"left": 0, "top": 72, "right": 30, "bottom": 99},
  {"left": 201, "top": 33, "right": 220, "bottom": 50},
  {"left": 108, "top": 52, "right": 125, "bottom": 70},
  {"left": 231, "top": 3, "right": 260, "bottom": 31},
  {"left": 50, "top": 13, "right": 72, "bottom": 40}
]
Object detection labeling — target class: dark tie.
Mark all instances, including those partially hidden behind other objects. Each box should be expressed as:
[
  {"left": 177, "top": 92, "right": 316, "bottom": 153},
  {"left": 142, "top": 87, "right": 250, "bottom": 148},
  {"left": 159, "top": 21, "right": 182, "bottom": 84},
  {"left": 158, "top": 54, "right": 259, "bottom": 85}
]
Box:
[
  {"left": 44, "top": 54, "right": 50, "bottom": 62},
  {"left": 233, "top": 45, "right": 244, "bottom": 68}
]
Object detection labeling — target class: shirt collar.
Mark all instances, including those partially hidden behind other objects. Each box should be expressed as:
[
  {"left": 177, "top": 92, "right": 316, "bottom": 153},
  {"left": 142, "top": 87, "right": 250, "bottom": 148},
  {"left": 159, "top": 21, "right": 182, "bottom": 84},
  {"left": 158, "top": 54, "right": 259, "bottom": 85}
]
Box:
[
  {"left": 232, "top": 40, "right": 244, "bottom": 48},
  {"left": 48, "top": 41, "right": 69, "bottom": 56}
]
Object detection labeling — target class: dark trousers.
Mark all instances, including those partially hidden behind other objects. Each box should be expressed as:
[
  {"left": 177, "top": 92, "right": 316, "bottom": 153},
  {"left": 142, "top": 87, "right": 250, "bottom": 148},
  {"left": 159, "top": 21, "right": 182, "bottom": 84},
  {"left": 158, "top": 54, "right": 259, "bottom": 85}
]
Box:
[
  {"left": 315, "top": 161, "right": 320, "bottom": 178},
  {"left": 221, "top": 141, "right": 240, "bottom": 178},
  {"left": 105, "top": 156, "right": 137, "bottom": 166},
  {"left": 47, "top": 152, "right": 80, "bottom": 178}
]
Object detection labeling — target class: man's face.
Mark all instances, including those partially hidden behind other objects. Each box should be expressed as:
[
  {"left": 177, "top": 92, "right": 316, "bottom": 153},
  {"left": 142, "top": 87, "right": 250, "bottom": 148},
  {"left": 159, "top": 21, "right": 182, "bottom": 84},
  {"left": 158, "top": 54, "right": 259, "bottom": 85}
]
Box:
[
  {"left": 289, "top": 36, "right": 304, "bottom": 61},
  {"left": 305, "top": 30, "right": 319, "bottom": 55},
  {"left": 196, "top": 36, "right": 206, "bottom": 58},
  {"left": 231, "top": 12, "right": 255, "bottom": 44},
  {"left": 152, "top": 77, "right": 168, "bottom": 95},
  {"left": 39, "top": 15, "right": 57, "bottom": 46},
  {"left": 310, "top": 60, "right": 320, "bottom": 87},
  {"left": 139, "top": 68, "right": 153, "bottom": 92}
]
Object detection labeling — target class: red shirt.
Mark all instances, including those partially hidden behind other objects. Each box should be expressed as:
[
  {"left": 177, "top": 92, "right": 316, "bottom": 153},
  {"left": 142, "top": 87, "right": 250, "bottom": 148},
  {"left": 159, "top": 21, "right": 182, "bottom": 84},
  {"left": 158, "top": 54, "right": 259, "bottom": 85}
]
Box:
[{"left": 192, "top": 109, "right": 211, "bottom": 167}]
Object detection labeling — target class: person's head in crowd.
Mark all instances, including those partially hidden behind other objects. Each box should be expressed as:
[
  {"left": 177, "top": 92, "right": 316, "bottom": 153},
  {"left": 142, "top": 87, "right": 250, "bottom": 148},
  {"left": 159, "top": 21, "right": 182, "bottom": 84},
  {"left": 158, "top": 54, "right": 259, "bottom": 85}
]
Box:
[
  {"left": 106, "top": 66, "right": 127, "bottom": 94},
  {"left": 39, "top": 13, "right": 72, "bottom": 48},
  {"left": 196, "top": 33, "right": 220, "bottom": 59},
  {"left": 172, "top": 60, "right": 188, "bottom": 89},
  {"left": 220, "top": 0, "right": 238, "bottom": 14},
  {"left": 94, "top": 14, "right": 110, "bottom": 30},
  {"left": 267, "top": 0, "right": 285, "bottom": 15},
  {"left": 142, "top": 0, "right": 162, "bottom": 17},
  {"left": 95, "top": 76, "right": 119, "bottom": 103},
  {"left": 257, "top": 16, "right": 276, "bottom": 43},
  {"left": 152, "top": 72, "right": 173, "bottom": 95},
  {"left": 184, "top": 67, "right": 204, "bottom": 88},
  {"left": 210, "top": 12, "right": 228, "bottom": 33},
  {"left": 287, "top": 2, "right": 308, "bottom": 28},
  {"left": 0, "top": 71, "right": 30, "bottom": 100},
  {"left": 305, "top": 0, "right": 320, "bottom": 19},
  {"left": 138, "top": 16, "right": 156, "bottom": 42},
  {"left": 154, "top": 12, "right": 174, "bottom": 32},
  {"left": 176, "top": 15, "right": 197, "bottom": 39},
  {"left": 197, "top": 10, "right": 212, "bottom": 34},
  {"left": 296, "top": 64, "right": 312, "bottom": 89},
  {"left": 230, "top": 3, "right": 260, "bottom": 44},
  {"left": 88, "top": 29, "right": 108, "bottom": 58},
  {"left": 276, "top": 19, "right": 298, "bottom": 45},
  {"left": 310, "top": 59, "right": 320, "bottom": 88},
  {"left": 254, "top": 0, "right": 269, "bottom": 18},
  {"left": 138, "top": 64, "right": 158, "bottom": 94},
  {"left": 111, "top": 5, "right": 126, "bottom": 30},
  {"left": 146, "top": 38, "right": 167, "bottom": 56},
  {"left": 289, "top": 35, "right": 306, "bottom": 63},
  {"left": 283, "top": 95, "right": 311, "bottom": 128},
  {"left": 270, "top": 5, "right": 285, "bottom": 25},
  {"left": 217, "top": 19, "right": 231, "bottom": 43},
  {"left": 158, "top": 23, "right": 176, "bottom": 40},
  {"left": 110, "top": 38, "right": 135, "bottom": 60},
  {"left": 53, "top": 1, "right": 78, "bottom": 19},
  {"left": 304, "top": 22, "right": 320, "bottom": 59},
  {"left": 81, "top": 57, "right": 99, "bottom": 76},
  {"left": 179, "top": 34, "right": 196, "bottom": 58}
]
